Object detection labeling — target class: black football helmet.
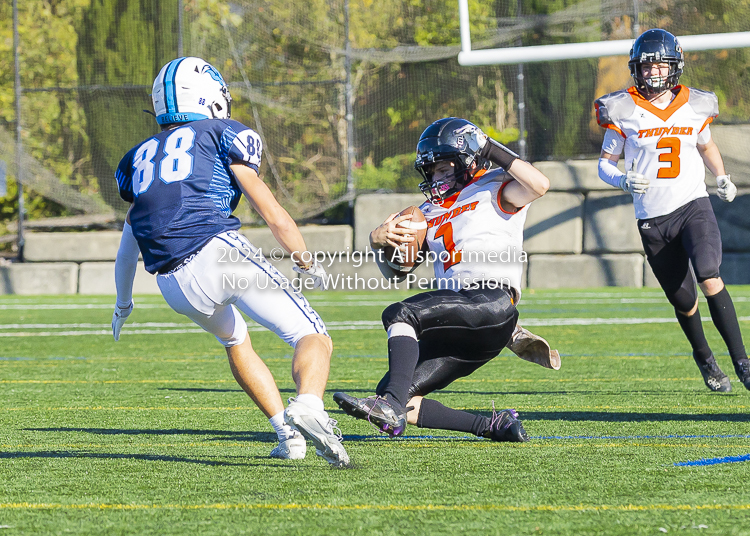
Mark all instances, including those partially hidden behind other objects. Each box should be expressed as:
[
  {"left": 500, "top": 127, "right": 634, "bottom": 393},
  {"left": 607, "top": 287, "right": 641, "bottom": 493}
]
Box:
[
  {"left": 628, "top": 29, "right": 684, "bottom": 93},
  {"left": 414, "top": 117, "right": 488, "bottom": 204}
]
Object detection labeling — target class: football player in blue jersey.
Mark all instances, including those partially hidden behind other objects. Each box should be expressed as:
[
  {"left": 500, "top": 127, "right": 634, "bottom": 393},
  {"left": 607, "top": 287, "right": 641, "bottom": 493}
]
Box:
[{"left": 111, "top": 57, "right": 349, "bottom": 467}]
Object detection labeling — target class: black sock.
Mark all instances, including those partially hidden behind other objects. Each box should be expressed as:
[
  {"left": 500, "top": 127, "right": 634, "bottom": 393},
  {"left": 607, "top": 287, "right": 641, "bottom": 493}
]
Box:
[
  {"left": 417, "top": 398, "right": 489, "bottom": 437},
  {"left": 383, "top": 336, "right": 419, "bottom": 408},
  {"left": 675, "top": 309, "right": 712, "bottom": 363},
  {"left": 706, "top": 287, "right": 749, "bottom": 363}
]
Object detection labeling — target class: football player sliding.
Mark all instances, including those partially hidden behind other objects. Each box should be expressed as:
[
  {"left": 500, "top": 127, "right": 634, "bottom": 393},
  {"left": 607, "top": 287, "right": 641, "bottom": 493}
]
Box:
[
  {"left": 595, "top": 29, "right": 749, "bottom": 392},
  {"left": 111, "top": 57, "right": 350, "bottom": 467},
  {"left": 334, "top": 117, "right": 559, "bottom": 441}
]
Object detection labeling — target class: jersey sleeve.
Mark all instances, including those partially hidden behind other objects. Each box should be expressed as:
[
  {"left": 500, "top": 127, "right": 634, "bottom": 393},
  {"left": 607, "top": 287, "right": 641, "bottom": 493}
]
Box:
[
  {"left": 601, "top": 128, "right": 624, "bottom": 156},
  {"left": 688, "top": 88, "right": 719, "bottom": 119},
  {"left": 697, "top": 124, "right": 712, "bottom": 145},
  {"left": 223, "top": 120, "right": 263, "bottom": 172},
  {"left": 115, "top": 148, "right": 136, "bottom": 204},
  {"left": 594, "top": 90, "right": 634, "bottom": 138}
]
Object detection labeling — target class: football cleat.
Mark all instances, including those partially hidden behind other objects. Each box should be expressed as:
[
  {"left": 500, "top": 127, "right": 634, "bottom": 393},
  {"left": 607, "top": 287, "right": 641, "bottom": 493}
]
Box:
[
  {"left": 693, "top": 353, "right": 732, "bottom": 392},
  {"left": 506, "top": 325, "right": 561, "bottom": 370},
  {"left": 269, "top": 432, "right": 306, "bottom": 460},
  {"left": 482, "top": 405, "right": 529, "bottom": 443},
  {"left": 284, "top": 398, "right": 350, "bottom": 468},
  {"left": 333, "top": 392, "right": 407, "bottom": 437},
  {"left": 734, "top": 359, "right": 750, "bottom": 391}
]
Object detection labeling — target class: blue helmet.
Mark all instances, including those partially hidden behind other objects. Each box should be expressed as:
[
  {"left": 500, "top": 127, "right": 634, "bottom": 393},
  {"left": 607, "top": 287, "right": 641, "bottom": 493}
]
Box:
[
  {"left": 152, "top": 57, "right": 232, "bottom": 125},
  {"left": 628, "top": 29, "right": 684, "bottom": 93}
]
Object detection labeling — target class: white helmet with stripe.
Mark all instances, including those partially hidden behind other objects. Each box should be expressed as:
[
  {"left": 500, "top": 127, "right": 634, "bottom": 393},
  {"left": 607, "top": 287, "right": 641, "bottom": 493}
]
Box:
[{"left": 152, "top": 57, "right": 232, "bottom": 125}]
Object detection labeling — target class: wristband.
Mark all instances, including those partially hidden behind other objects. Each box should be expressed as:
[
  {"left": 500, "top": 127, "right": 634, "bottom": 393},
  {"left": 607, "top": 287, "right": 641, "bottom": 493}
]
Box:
[{"left": 480, "top": 138, "right": 519, "bottom": 170}]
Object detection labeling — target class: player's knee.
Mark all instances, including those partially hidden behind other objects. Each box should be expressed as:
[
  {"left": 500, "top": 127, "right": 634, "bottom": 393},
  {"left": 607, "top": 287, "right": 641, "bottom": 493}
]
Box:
[
  {"left": 699, "top": 277, "right": 724, "bottom": 297},
  {"left": 668, "top": 288, "right": 698, "bottom": 314},
  {"left": 294, "top": 332, "right": 332, "bottom": 357},
  {"left": 693, "top": 263, "right": 720, "bottom": 284},
  {"left": 381, "top": 302, "right": 418, "bottom": 331}
]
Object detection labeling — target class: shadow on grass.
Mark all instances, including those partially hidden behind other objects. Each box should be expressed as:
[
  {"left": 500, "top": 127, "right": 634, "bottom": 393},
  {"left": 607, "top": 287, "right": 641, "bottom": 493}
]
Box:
[
  {"left": 157, "top": 387, "right": 297, "bottom": 394},
  {"left": 24, "top": 428, "right": 277, "bottom": 442},
  {"left": 326, "top": 387, "right": 698, "bottom": 396},
  {"left": 0, "top": 450, "right": 255, "bottom": 466},
  {"left": 521, "top": 411, "right": 750, "bottom": 422}
]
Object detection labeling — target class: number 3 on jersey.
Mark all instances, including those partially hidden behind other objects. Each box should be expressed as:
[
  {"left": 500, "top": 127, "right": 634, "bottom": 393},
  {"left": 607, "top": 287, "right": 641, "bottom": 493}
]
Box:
[
  {"left": 132, "top": 126, "right": 196, "bottom": 196},
  {"left": 656, "top": 136, "right": 680, "bottom": 179}
]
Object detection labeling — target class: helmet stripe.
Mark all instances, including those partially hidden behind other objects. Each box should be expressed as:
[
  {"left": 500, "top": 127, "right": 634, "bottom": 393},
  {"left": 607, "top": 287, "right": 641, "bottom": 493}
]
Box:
[{"left": 164, "top": 58, "right": 186, "bottom": 115}]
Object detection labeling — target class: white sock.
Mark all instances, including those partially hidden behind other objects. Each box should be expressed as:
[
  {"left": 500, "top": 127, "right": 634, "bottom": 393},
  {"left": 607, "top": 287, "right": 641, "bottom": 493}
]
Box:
[
  {"left": 295, "top": 393, "right": 325, "bottom": 413},
  {"left": 269, "top": 411, "right": 296, "bottom": 441}
]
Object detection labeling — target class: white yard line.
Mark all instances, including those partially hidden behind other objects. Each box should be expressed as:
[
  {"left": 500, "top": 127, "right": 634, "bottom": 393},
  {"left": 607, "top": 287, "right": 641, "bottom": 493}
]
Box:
[{"left": 1, "top": 316, "right": 749, "bottom": 337}]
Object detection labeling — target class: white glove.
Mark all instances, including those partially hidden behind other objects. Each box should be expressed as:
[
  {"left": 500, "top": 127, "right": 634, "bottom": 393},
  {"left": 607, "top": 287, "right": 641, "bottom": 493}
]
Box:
[
  {"left": 716, "top": 174, "right": 737, "bottom": 202},
  {"left": 619, "top": 170, "right": 650, "bottom": 194},
  {"left": 112, "top": 301, "right": 133, "bottom": 341},
  {"left": 472, "top": 128, "right": 488, "bottom": 150},
  {"left": 293, "top": 261, "right": 330, "bottom": 291}
]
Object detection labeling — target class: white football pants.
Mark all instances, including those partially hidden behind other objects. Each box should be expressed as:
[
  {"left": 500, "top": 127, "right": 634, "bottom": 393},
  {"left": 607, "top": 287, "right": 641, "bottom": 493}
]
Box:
[{"left": 157, "top": 230, "right": 327, "bottom": 347}]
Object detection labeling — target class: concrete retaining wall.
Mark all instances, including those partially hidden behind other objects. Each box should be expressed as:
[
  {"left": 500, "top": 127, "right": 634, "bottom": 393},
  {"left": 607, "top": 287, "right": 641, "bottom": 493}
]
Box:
[
  {"left": 0, "top": 263, "right": 78, "bottom": 294},
  {"left": 527, "top": 254, "right": 644, "bottom": 288},
  {"left": 7, "top": 149, "right": 750, "bottom": 293}
]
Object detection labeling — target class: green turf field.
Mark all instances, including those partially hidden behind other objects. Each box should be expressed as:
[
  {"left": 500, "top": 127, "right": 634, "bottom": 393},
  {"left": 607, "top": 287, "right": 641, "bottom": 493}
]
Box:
[{"left": 1, "top": 288, "right": 750, "bottom": 535}]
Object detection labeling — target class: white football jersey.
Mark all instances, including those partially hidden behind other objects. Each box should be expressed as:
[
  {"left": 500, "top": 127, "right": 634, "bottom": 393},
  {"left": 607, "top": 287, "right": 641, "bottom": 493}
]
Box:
[
  {"left": 420, "top": 169, "right": 528, "bottom": 293},
  {"left": 595, "top": 85, "right": 718, "bottom": 219}
]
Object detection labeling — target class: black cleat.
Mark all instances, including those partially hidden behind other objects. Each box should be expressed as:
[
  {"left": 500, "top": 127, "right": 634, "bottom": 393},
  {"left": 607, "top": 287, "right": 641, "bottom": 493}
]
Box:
[
  {"left": 333, "top": 392, "right": 407, "bottom": 437},
  {"left": 734, "top": 359, "right": 750, "bottom": 391},
  {"left": 693, "top": 353, "right": 732, "bottom": 392},
  {"left": 482, "top": 406, "right": 529, "bottom": 443}
]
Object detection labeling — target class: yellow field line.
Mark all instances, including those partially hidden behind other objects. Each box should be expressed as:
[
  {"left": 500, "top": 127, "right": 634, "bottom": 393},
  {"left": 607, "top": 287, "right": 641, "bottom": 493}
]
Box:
[
  {"left": 2, "top": 406, "right": 256, "bottom": 411},
  {"left": 1, "top": 502, "right": 750, "bottom": 512},
  {"left": 0, "top": 379, "right": 235, "bottom": 384}
]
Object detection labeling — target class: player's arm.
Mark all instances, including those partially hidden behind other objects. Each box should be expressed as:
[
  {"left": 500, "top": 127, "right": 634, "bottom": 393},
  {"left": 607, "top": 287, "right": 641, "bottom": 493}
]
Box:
[
  {"left": 697, "top": 138, "right": 725, "bottom": 176},
  {"left": 698, "top": 132, "right": 736, "bottom": 202},
  {"left": 469, "top": 129, "right": 548, "bottom": 211},
  {"left": 500, "top": 159, "right": 550, "bottom": 211},
  {"left": 112, "top": 206, "right": 138, "bottom": 341},
  {"left": 230, "top": 163, "right": 329, "bottom": 287},
  {"left": 597, "top": 130, "right": 649, "bottom": 194},
  {"left": 231, "top": 162, "right": 307, "bottom": 261}
]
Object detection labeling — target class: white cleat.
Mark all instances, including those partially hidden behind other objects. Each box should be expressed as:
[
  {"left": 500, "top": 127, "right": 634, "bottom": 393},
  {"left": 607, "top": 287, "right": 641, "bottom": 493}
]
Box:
[
  {"left": 269, "top": 432, "right": 307, "bottom": 460},
  {"left": 507, "top": 325, "right": 561, "bottom": 370},
  {"left": 284, "top": 398, "right": 351, "bottom": 468}
]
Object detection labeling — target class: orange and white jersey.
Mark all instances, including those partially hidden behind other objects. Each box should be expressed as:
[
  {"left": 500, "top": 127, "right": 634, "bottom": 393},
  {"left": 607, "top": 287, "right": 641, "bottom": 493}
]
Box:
[
  {"left": 595, "top": 85, "right": 718, "bottom": 219},
  {"left": 419, "top": 168, "right": 529, "bottom": 294}
]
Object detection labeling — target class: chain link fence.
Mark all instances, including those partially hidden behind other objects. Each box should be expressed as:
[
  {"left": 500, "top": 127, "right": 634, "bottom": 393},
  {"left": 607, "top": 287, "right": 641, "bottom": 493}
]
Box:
[{"left": 1, "top": 0, "right": 748, "bottom": 232}]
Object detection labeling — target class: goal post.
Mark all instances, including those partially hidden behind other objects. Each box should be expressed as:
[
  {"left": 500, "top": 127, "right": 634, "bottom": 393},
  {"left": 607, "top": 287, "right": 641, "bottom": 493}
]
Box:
[{"left": 457, "top": 0, "right": 750, "bottom": 66}]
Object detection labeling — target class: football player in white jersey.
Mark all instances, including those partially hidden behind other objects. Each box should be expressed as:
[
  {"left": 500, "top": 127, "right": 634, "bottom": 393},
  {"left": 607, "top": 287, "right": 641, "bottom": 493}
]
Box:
[
  {"left": 595, "top": 29, "right": 749, "bottom": 392},
  {"left": 111, "top": 57, "right": 349, "bottom": 466},
  {"left": 333, "top": 117, "right": 557, "bottom": 441}
]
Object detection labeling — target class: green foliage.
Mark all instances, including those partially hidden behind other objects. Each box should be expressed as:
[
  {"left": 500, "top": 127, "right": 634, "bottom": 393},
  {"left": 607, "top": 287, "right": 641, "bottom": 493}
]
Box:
[
  {"left": 77, "top": 0, "right": 180, "bottom": 212},
  {"left": 651, "top": 0, "right": 750, "bottom": 123},
  {"left": 354, "top": 153, "right": 419, "bottom": 191},
  {"left": 0, "top": 0, "right": 93, "bottom": 222},
  {"left": 3, "top": 0, "right": 750, "bottom": 222}
]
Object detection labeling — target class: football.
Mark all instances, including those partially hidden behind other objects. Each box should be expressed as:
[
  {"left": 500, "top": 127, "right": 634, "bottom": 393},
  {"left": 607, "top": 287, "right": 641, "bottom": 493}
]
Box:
[{"left": 383, "top": 205, "right": 428, "bottom": 273}]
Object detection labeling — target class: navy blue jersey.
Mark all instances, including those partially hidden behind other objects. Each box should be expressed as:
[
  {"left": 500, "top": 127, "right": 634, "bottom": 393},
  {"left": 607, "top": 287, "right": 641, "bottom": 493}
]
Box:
[{"left": 116, "top": 119, "right": 263, "bottom": 274}]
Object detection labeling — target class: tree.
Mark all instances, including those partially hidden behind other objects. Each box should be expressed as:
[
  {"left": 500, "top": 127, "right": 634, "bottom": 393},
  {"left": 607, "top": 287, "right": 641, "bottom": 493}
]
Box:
[{"left": 77, "top": 0, "right": 180, "bottom": 213}]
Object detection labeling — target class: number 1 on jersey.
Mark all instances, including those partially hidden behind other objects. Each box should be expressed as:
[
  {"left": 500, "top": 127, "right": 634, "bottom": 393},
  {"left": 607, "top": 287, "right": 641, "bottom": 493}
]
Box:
[{"left": 434, "top": 222, "right": 462, "bottom": 271}]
